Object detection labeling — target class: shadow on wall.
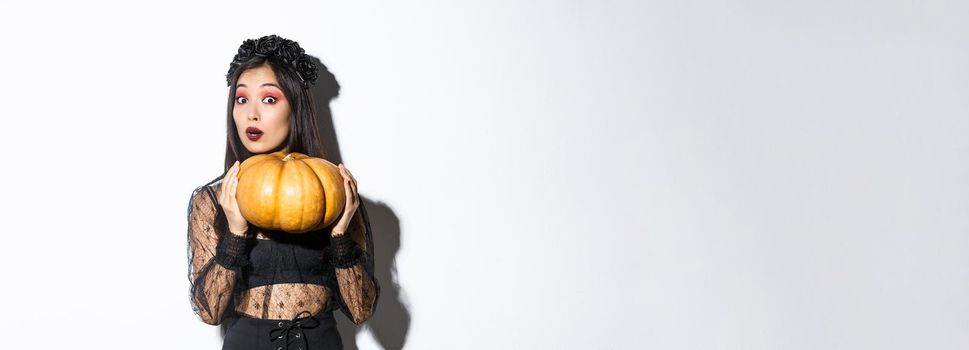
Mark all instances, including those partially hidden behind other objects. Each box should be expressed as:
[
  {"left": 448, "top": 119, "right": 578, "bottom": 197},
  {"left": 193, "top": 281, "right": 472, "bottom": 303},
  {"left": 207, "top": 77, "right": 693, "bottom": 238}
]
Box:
[
  {"left": 215, "top": 56, "right": 411, "bottom": 349},
  {"left": 309, "top": 56, "right": 411, "bottom": 350}
]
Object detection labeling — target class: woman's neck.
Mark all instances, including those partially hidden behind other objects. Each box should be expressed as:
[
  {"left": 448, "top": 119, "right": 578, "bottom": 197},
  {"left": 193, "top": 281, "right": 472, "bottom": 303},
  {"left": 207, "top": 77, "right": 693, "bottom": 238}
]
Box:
[{"left": 269, "top": 144, "right": 290, "bottom": 154}]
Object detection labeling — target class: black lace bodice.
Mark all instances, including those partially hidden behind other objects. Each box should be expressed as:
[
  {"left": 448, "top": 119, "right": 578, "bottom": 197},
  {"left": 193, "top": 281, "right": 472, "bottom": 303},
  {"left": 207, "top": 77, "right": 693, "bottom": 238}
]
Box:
[{"left": 187, "top": 174, "right": 379, "bottom": 325}]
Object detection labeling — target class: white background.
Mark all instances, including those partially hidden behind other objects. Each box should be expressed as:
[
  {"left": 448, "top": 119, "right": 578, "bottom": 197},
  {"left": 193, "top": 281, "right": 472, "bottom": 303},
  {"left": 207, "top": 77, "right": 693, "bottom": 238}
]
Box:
[{"left": 1, "top": 1, "right": 967, "bottom": 349}]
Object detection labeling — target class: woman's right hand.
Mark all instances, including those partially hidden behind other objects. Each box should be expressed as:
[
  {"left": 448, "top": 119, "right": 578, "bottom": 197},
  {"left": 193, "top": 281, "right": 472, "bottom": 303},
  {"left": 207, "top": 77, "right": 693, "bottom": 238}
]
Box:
[{"left": 219, "top": 160, "right": 249, "bottom": 236}]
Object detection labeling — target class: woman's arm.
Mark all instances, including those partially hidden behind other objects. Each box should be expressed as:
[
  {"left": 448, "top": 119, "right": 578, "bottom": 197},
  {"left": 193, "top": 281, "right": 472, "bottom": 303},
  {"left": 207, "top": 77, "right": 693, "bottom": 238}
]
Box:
[
  {"left": 330, "top": 203, "right": 380, "bottom": 325},
  {"left": 187, "top": 184, "right": 249, "bottom": 325}
]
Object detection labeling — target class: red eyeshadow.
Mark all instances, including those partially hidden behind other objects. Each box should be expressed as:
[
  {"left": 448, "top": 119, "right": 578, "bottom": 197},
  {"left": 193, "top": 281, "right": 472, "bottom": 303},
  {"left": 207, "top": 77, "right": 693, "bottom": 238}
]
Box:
[{"left": 263, "top": 92, "right": 283, "bottom": 101}]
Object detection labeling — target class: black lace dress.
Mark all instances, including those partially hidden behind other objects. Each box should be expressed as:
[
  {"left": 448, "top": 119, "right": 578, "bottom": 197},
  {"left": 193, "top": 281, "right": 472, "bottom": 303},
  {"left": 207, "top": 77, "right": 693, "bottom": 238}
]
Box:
[{"left": 187, "top": 174, "right": 379, "bottom": 350}]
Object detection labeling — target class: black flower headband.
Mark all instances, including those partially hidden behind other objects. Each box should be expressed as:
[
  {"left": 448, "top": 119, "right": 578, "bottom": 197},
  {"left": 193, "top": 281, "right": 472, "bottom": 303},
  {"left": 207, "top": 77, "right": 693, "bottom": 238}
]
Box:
[{"left": 226, "top": 34, "right": 319, "bottom": 89}]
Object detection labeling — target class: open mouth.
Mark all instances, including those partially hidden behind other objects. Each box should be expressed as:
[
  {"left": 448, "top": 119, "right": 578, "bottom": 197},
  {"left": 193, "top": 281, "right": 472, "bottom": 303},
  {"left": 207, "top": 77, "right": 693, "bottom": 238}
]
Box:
[{"left": 246, "top": 127, "right": 263, "bottom": 140}]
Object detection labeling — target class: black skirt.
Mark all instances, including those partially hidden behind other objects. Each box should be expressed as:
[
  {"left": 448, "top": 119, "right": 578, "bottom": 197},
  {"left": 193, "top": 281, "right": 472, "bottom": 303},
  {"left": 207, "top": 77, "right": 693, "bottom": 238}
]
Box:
[{"left": 223, "top": 311, "right": 343, "bottom": 350}]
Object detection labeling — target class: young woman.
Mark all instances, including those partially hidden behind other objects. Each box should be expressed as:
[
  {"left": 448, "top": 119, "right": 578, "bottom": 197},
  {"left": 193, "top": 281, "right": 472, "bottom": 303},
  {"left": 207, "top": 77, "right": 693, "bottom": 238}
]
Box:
[{"left": 187, "top": 34, "right": 379, "bottom": 350}]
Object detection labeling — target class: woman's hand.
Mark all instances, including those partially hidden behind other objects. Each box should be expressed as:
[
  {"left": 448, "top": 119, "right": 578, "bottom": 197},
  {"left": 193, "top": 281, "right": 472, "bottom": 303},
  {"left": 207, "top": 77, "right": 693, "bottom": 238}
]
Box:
[
  {"left": 331, "top": 163, "right": 359, "bottom": 237},
  {"left": 219, "top": 160, "right": 249, "bottom": 237}
]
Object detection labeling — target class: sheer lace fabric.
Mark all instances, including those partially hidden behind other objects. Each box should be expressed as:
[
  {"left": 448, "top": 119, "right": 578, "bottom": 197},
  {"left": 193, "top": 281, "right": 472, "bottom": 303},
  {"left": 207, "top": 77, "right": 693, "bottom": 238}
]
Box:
[
  {"left": 187, "top": 175, "right": 379, "bottom": 325},
  {"left": 333, "top": 207, "right": 379, "bottom": 324}
]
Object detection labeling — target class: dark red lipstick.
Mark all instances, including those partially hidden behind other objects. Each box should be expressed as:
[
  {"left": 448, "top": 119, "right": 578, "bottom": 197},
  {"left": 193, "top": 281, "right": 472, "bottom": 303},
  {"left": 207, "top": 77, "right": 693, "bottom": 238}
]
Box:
[{"left": 246, "top": 127, "right": 263, "bottom": 141}]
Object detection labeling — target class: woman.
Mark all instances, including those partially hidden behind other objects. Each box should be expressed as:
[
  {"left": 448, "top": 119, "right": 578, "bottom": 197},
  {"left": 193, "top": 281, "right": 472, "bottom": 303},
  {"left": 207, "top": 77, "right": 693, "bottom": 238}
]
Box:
[{"left": 187, "top": 34, "right": 379, "bottom": 350}]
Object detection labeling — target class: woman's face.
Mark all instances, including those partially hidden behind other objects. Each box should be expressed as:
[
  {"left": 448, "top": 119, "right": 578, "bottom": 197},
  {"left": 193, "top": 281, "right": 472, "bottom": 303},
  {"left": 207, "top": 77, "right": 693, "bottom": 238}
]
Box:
[{"left": 233, "top": 64, "right": 291, "bottom": 154}]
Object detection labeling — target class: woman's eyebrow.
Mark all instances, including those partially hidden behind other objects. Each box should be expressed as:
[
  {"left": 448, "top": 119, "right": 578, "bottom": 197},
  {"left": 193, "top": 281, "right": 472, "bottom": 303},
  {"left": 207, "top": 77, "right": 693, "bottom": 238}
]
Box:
[{"left": 236, "top": 83, "right": 281, "bottom": 88}]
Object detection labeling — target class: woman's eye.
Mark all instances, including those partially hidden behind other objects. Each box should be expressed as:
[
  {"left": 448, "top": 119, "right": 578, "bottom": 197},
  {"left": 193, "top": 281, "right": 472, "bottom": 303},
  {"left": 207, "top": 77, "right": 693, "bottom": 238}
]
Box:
[
  {"left": 262, "top": 96, "right": 277, "bottom": 104},
  {"left": 235, "top": 96, "right": 248, "bottom": 104}
]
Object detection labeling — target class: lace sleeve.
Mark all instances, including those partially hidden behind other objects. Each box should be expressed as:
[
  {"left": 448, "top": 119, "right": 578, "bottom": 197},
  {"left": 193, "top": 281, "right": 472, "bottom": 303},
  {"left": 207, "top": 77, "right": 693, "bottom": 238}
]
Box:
[
  {"left": 187, "top": 183, "right": 250, "bottom": 325},
  {"left": 329, "top": 201, "right": 380, "bottom": 324}
]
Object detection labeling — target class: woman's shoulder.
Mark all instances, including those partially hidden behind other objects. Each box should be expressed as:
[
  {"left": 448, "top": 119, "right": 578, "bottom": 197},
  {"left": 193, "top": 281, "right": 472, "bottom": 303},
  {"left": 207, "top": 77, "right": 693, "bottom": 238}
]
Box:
[
  {"left": 191, "top": 174, "right": 226, "bottom": 200},
  {"left": 187, "top": 174, "right": 226, "bottom": 220},
  {"left": 201, "top": 173, "right": 225, "bottom": 189}
]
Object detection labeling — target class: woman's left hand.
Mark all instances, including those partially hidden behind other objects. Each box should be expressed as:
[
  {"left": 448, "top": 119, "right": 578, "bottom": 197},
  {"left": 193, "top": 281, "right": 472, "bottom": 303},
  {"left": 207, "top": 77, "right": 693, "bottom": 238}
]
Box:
[{"left": 331, "top": 163, "right": 359, "bottom": 237}]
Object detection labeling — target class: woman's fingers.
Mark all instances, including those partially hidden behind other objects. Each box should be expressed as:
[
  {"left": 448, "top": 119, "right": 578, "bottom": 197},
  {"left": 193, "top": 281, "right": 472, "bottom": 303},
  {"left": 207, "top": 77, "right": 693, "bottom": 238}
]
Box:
[
  {"left": 340, "top": 164, "right": 358, "bottom": 199},
  {"left": 228, "top": 174, "right": 236, "bottom": 203},
  {"left": 229, "top": 162, "right": 239, "bottom": 204},
  {"left": 339, "top": 164, "right": 350, "bottom": 188},
  {"left": 231, "top": 161, "right": 239, "bottom": 179},
  {"left": 342, "top": 164, "right": 353, "bottom": 180},
  {"left": 344, "top": 166, "right": 357, "bottom": 187},
  {"left": 336, "top": 164, "right": 359, "bottom": 216},
  {"left": 344, "top": 175, "right": 354, "bottom": 203},
  {"left": 350, "top": 179, "right": 357, "bottom": 201},
  {"left": 343, "top": 183, "right": 358, "bottom": 215},
  {"left": 348, "top": 169, "right": 359, "bottom": 200},
  {"left": 222, "top": 161, "right": 239, "bottom": 206}
]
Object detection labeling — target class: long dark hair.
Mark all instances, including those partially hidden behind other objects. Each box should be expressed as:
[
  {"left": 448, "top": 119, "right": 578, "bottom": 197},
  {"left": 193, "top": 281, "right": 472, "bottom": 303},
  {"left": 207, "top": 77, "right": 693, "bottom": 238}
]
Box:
[{"left": 223, "top": 57, "right": 324, "bottom": 172}]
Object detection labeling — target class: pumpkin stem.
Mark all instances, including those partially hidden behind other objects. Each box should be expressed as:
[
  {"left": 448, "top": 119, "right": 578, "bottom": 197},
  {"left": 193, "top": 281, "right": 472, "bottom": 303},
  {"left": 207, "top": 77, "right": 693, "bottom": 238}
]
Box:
[{"left": 282, "top": 153, "right": 294, "bottom": 161}]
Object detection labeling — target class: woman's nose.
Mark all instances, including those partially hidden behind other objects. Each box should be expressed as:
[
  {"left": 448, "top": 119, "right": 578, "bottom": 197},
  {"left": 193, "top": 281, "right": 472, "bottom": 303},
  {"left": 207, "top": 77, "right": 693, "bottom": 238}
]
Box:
[{"left": 248, "top": 112, "right": 259, "bottom": 121}]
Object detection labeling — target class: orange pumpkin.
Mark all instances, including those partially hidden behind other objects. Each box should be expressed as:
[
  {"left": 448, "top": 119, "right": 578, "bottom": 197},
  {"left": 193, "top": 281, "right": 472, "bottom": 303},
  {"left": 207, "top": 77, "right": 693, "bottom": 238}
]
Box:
[{"left": 236, "top": 151, "right": 346, "bottom": 233}]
